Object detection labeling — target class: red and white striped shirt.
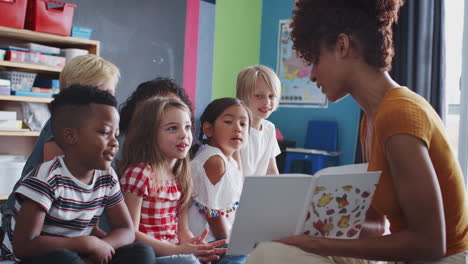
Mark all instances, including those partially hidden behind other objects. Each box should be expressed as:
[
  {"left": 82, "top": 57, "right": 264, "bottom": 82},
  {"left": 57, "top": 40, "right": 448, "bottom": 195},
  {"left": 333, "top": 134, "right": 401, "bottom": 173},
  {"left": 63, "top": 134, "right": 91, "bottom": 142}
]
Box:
[{"left": 120, "top": 163, "right": 182, "bottom": 244}]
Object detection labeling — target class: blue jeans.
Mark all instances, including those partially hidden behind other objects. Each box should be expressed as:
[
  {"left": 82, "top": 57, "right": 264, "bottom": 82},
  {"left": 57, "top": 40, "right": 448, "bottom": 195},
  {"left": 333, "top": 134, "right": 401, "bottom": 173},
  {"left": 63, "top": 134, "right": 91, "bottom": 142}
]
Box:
[
  {"left": 213, "top": 242, "right": 248, "bottom": 264},
  {"left": 18, "top": 242, "right": 155, "bottom": 264},
  {"left": 154, "top": 254, "right": 199, "bottom": 264},
  {"left": 216, "top": 254, "right": 248, "bottom": 264}
]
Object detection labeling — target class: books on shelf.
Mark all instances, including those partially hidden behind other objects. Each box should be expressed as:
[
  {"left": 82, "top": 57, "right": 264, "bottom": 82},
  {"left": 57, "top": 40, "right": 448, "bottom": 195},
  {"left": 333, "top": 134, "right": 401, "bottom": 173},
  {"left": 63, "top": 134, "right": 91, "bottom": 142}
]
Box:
[
  {"left": 0, "top": 120, "right": 22, "bottom": 129},
  {"left": 0, "top": 112, "right": 30, "bottom": 132},
  {"left": 11, "top": 90, "right": 53, "bottom": 98},
  {"left": 0, "top": 111, "right": 16, "bottom": 120},
  {"left": 0, "top": 128, "right": 30, "bottom": 132},
  {"left": 227, "top": 163, "right": 381, "bottom": 255},
  {"left": 14, "top": 43, "right": 61, "bottom": 55}
]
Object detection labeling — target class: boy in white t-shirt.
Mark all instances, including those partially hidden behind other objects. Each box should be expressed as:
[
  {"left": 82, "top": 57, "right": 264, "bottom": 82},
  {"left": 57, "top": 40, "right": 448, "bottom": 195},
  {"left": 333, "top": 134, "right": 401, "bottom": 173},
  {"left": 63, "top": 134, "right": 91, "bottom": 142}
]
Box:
[{"left": 236, "top": 65, "right": 282, "bottom": 176}]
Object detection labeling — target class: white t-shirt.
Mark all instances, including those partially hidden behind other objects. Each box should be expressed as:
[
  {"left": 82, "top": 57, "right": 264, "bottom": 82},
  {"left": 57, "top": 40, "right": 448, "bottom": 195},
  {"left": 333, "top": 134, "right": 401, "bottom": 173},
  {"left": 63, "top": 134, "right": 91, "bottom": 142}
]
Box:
[
  {"left": 188, "top": 145, "right": 243, "bottom": 242},
  {"left": 240, "top": 119, "right": 281, "bottom": 176}
]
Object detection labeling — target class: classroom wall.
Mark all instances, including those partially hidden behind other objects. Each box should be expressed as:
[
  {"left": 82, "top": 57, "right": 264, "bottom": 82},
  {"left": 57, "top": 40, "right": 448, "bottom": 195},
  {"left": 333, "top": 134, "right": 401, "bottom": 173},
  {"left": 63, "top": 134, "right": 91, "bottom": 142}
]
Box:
[
  {"left": 67, "top": 0, "right": 187, "bottom": 104},
  {"left": 211, "top": 0, "right": 262, "bottom": 99},
  {"left": 195, "top": 0, "right": 216, "bottom": 120},
  {"left": 259, "top": 0, "right": 361, "bottom": 165}
]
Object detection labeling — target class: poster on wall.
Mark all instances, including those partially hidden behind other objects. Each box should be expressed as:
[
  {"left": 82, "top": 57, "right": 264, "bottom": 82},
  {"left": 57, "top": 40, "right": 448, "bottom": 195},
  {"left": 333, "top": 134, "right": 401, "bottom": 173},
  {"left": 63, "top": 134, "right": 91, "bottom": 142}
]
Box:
[{"left": 277, "top": 19, "right": 327, "bottom": 108}]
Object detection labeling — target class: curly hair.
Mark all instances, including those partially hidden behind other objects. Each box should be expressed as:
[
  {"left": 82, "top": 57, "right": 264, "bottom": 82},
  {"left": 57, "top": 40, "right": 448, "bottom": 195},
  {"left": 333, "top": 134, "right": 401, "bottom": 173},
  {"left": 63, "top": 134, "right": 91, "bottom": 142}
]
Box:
[
  {"left": 50, "top": 84, "right": 117, "bottom": 147},
  {"left": 291, "top": 0, "right": 404, "bottom": 71},
  {"left": 119, "top": 77, "right": 193, "bottom": 135}
]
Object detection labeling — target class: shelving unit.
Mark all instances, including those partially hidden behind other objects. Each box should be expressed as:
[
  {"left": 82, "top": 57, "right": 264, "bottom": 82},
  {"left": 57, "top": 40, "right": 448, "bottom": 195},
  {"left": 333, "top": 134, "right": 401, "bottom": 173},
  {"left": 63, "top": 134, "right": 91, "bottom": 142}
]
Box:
[
  {"left": 0, "top": 26, "right": 100, "bottom": 200},
  {"left": 0, "top": 61, "right": 62, "bottom": 74},
  {"left": 0, "top": 94, "right": 53, "bottom": 103}
]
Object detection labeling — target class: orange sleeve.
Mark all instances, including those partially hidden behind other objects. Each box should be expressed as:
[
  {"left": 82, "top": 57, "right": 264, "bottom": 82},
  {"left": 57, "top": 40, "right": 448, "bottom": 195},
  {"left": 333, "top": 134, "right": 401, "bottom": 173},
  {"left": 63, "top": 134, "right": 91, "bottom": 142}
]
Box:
[{"left": 374, "top": 99, "right": 432, "bottom": 148}]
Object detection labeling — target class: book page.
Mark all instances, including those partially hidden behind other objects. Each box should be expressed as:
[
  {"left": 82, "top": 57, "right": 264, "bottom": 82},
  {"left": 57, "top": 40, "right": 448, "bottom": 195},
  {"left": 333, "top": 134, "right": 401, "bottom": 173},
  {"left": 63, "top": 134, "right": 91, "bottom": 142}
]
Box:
[
  {"left": 314, "top": 163, "right": 369, "bottom": 176},
  {"left": 297, "top": 164, "right": 380, "bottom": 239}
]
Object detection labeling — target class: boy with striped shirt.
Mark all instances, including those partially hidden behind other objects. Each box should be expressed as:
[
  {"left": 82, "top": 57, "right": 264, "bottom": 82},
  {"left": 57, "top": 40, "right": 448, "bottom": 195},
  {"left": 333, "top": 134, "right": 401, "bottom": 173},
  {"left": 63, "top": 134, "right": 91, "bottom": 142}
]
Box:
[{"left": 0, "top": 85, "right": 154, "bottom": 264}]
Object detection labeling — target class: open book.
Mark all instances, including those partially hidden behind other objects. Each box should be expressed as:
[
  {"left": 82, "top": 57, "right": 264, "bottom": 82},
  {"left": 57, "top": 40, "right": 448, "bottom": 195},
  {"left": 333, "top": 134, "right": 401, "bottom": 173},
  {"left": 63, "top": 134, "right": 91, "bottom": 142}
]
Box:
[{"left": 227, "top": 164, "right": 381, "bottom": 255}]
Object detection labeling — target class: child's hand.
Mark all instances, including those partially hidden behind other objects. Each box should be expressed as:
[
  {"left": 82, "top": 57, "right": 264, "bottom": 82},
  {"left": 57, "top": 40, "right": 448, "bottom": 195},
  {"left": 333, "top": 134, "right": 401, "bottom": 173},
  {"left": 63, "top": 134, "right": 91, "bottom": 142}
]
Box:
[
  {"left": 90, "top": 225, "right": 107, "bottom": 238},
  {"left": 83, "top": 236, "right": 115, "bottom": 264},
  {"left": 177, "top": 239, "right": 226, "bottom": 262},
  {"left": 190, "top": 227, "right": 210, "bottom": 244}
]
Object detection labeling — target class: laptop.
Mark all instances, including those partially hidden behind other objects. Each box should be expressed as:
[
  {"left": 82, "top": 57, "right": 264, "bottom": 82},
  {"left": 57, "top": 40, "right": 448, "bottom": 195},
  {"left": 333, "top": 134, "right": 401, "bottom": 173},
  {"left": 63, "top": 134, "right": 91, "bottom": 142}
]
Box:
[{"left": 227, "top": 175, "right": 313, "bottom": 255}]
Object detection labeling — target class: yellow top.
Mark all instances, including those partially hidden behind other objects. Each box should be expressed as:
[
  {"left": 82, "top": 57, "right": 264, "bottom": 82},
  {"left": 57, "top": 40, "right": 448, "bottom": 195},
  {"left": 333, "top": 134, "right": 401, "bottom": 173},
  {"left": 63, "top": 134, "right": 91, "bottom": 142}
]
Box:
[{"left": 361, "top": 87, "right": 468, "bottom": 256}]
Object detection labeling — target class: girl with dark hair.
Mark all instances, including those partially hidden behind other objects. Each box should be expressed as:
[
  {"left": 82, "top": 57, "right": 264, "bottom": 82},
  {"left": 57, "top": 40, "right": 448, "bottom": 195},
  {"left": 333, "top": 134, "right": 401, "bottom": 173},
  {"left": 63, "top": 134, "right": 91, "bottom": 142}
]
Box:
[
  {"left": 119, "top": 77, "right": 193, "bottom": 135},
  {"left": 246, "top": 0, "right": 468, "bottom": 263},
  {"left": 189, "top": 98, "right": 251, "bottom": 263}
]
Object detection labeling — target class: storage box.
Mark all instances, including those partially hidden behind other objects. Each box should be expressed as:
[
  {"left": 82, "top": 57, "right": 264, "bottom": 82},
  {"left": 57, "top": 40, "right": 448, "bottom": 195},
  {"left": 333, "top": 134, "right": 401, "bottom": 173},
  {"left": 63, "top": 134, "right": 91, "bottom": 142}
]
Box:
[
  {"left": 6, "top": 50, "right": 66, "bottom": 67},
  {"left": 16, "top": 42, "right": 60, "bottom": 55},
  {"left": 60, "top": 48, "right": 88, "bottom": 63},
  {"left": 0, "top": 49, "right": 5, "bottom": 61},
  {"left": 25, "top": 0, "right": 77, "bottom": 36},
  {"left": 0, "top": 160, "right": 26, "bottom": 195},
  {"left": 0, "top": 0, "right": 27, "bottom": 29},
  {"left": 0, "top": 79, "right": 11, "bottom": 95},
  {"left": 33, "top": 78, "right": 59, "bottom": 89},
  {"left": 31, "top": 87, "right": 57, "bottom": 94},
  {"left": 0, "top": 71, "right": 36, "bottom": 91},
  {"left": 0, "top": 111, "right": 16, "bottom": 120},
  {"left": 71, "top": 26, "right": 92, "bottom": 39}
]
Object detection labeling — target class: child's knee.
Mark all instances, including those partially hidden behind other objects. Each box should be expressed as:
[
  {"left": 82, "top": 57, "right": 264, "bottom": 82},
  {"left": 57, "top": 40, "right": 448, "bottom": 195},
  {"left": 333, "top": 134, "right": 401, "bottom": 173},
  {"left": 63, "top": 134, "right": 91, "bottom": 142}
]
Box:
[
  {"left": 115, "top": 242, "right": 155, "bottom": 263},
  {"left": 48, "top": 248, "right": 82, "bottom": 263}
]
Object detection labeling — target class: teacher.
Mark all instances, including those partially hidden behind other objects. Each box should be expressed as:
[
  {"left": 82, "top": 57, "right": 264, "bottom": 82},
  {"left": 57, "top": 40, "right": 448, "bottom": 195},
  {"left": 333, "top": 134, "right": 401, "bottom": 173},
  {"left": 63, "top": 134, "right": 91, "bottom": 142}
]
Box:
[{"left": 246, "top": 0, "right": 468, "bottom": 263}]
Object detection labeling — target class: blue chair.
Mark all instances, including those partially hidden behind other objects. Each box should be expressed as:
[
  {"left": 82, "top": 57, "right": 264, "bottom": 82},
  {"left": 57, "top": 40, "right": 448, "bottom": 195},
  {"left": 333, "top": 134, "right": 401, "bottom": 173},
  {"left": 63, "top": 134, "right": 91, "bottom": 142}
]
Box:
[{"left": 283, "top": 120, "right": 340, "bottom": 174}]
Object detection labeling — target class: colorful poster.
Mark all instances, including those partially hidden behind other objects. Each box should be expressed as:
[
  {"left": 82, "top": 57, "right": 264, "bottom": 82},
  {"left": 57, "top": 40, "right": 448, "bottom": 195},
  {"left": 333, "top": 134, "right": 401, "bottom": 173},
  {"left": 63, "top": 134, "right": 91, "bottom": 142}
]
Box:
[{"left": 277, "top": 19, "right": 327, "bottom": 108}]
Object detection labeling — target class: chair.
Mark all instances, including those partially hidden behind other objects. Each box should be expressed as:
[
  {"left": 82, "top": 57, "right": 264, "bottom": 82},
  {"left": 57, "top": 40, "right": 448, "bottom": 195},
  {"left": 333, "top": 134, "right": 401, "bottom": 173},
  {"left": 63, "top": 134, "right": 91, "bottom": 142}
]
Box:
[{"left": 283, "top": 120, "right": 340, "bottom": 174}]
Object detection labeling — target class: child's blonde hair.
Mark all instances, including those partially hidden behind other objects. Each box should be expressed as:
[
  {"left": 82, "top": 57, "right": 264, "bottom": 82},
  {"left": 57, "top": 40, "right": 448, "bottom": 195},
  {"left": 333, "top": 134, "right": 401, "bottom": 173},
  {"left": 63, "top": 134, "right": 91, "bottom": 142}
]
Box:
[
  {"left": 236, "top": 65, "right": 281, "bottom": 111},
  {"left": 117, "top": 97, "right": 192, "bottom": 206},
  {"left": 59, "top": 54, "right": 120, "bottom": 90}
]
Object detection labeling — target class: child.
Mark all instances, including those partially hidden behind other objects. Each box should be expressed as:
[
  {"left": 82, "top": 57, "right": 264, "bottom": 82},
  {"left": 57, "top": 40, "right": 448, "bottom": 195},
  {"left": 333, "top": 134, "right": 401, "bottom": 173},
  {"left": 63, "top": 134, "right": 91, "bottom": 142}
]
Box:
[
  {"left": 118, "top": 97, "right": 225, "bottom": 263},
  {"left": 119, "top": 77, "right": 193, "bottom": 137},
  {"left": 1, "top": 54, "right": 120, "bottom": 238},
  {"left": 7, "top": 55, "right": 120, "bottom": 210},
  {"left": 236, "top": 65, "right": 282, "bottom": 176},
  {"left": 0, "top": 85, "right": 154, "bottom": 264},
  {"left": 115, "top": 77, "right": 193, "bottom": 166},
  {"left": 188, "top": 97, "right": 250, "bottom": 264}
]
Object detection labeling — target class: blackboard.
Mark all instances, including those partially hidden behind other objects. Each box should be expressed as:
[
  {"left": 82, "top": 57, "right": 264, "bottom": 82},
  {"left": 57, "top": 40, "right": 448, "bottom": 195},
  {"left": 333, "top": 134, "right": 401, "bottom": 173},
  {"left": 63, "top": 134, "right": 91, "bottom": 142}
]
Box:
[{"left": 65, "top": 0, "right": 187, "bottom": 103}]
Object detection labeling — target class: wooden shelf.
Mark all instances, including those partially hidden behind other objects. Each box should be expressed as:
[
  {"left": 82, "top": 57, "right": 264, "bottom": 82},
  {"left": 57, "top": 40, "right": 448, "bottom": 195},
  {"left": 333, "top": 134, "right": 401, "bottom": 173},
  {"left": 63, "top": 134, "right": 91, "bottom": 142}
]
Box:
[
  {"left": 0, "top": 194, "right": 8, "bottom": 200},
  {"left": 0, "top": 95, "right": 53, "bottom": 103},
  {"left": 0, "top": 26, "right": 100, "bottom": 55},
  {"left": 0, "top": 60, "right": 62, "bottom": 74},
  {"left": 0, "top": 130, "right": 40, "bottom": 136}
]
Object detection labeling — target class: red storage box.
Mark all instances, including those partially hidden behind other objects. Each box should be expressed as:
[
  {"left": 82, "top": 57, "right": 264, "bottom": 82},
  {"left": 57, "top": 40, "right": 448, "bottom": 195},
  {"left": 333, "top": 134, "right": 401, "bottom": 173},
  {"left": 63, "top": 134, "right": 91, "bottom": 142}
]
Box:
[
  {"left": 25, "top": 0, "right": 76, "bottom": 36},
  {"left": 6, "top": 50, "right": 66, "bottom": 67},
  {"left": 0, "top": 0, "right": 27, "bottom": 29}
]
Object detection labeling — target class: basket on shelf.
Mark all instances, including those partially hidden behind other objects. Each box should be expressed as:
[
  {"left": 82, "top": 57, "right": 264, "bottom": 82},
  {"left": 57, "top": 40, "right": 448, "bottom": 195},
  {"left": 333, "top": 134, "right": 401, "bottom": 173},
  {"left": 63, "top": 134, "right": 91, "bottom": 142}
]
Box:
[{"left": 0, "top": 71, "right": 37, "bottom": 92}]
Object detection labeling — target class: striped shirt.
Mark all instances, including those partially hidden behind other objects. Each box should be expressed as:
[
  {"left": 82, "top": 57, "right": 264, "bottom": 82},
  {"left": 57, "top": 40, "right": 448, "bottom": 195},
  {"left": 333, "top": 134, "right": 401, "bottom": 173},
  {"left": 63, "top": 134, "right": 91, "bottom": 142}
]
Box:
[
  {"left": 0, "top": 156, "right": 123, "bottom": 263},
  {"left": 120, "top": 163, "right": 182, "bottom": 245}
]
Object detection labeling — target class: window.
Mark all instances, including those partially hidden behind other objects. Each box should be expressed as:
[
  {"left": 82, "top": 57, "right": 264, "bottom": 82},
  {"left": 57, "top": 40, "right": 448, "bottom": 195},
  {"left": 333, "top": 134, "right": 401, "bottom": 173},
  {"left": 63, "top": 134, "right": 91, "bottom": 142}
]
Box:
[{"left": 444, "top": 0, "right": 464, "bottom": 158}]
